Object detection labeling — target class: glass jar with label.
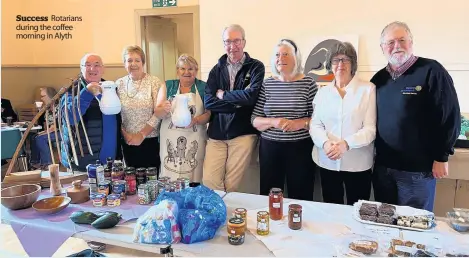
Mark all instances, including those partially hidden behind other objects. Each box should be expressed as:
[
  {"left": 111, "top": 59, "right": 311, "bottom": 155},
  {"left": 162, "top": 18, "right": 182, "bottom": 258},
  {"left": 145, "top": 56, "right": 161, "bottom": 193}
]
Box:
[
  {"left": 269, "top": 188, "right": 283, "bottom": 220},
  {"left": 146, "top": 167, "right": 158, "bottom": 181},
  {"left": 288, "top": 204, "right": 302, "bottom": 230},
  {"left": 124, "top": 167, "right": 137, "bottom": 195},
  {"left": 227, "top": 217, "right": 245, "bottom": 245},
  {"left": 137, "top": 184, "right": 150, "bottom": 205},
  {"left": 234, "top": 208, "right": 248, "bottom": 231},
  {"left": 136, "top": 168, "right": 147, "bottom": 186},
  {"left": 257, "top": 211, "right": 270, "bottom": 235},
  {"left": 111, "top": 166, "right": 124, "bottom": 182}
]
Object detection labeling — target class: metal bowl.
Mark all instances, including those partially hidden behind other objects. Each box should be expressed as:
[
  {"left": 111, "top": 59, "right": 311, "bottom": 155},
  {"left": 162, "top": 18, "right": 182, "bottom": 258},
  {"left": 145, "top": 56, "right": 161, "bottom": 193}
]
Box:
[
  {"left": 1, "top": 184, "right": 42, "bottom": 210},
  {"left": 32, "top": 196, "right": 71, "bottom": 215}
]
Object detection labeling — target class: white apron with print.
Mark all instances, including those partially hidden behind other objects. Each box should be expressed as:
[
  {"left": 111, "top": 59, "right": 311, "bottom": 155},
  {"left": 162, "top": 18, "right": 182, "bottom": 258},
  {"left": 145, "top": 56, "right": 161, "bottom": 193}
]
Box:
[{"left": 159, "top": 86, "right": 207, "bottom": 182}]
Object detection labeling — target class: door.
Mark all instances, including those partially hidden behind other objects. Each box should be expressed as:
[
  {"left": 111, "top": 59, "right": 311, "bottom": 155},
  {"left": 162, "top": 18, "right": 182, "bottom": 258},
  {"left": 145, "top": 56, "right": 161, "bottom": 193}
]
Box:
[{"left": 143, "top": 17, "right": 178, "bottom": 81}]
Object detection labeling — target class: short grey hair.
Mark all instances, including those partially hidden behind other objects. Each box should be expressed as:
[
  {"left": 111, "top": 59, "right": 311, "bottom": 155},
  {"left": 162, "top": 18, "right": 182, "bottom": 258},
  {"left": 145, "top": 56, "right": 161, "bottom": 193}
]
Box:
[
  {"left": 270, "top": 39, "right": 303, "bottom": 77},
  {"left": 80, "top": 53, "right": 103, "bottom": 66},
  {"left": 325, "top": 42, "right": 358, "bottom": 76},
  {"left": 380, "top": 21, "right": 413, "bottom": 44},
  {"left": 222, "top": 24, "right": 245, "bottom": 39},
  {"left": 176, "top": 53, "right": 198, "bottom": 71}
]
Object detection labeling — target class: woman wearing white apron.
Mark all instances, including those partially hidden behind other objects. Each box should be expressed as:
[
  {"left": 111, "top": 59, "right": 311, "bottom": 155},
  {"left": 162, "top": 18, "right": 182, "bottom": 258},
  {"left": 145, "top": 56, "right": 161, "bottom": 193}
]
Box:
[{"left": 159, "top": 54, "right": 210, "bottom": 182}]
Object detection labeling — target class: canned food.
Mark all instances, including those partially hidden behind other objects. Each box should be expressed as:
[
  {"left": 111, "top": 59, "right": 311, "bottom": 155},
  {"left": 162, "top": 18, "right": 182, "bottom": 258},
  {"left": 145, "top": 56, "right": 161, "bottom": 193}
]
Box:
[
  {"left": 112, "top": 180, "right": 127, "bottom": 200},
  {"left": 98, "top": 180, "right": 110, "bottom": 195},
  {"left": 107, "top": 194, "right": 121, "bottom": 207},
  {"left": 91, "top": 193, "right": 106, "bottom": 207}
]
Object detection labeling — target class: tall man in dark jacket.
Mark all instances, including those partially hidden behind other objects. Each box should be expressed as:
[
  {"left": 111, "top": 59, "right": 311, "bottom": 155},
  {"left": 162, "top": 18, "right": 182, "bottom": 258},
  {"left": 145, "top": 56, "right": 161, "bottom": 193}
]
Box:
[
  {"left": 203, "top": 24, "right": 265, "bottom": 192},
  {"left": 60, "top": 53, "right": 122, "bottom": 171},
  {"left": 371, "top": 21, "right": 461, "bottom": 211}
]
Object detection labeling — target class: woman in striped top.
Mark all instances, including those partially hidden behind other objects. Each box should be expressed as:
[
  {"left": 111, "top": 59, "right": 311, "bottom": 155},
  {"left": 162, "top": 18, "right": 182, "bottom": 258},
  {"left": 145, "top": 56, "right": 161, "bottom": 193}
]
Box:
[{"left": 251, "top": 39, "right": 318, "bottom": 201}]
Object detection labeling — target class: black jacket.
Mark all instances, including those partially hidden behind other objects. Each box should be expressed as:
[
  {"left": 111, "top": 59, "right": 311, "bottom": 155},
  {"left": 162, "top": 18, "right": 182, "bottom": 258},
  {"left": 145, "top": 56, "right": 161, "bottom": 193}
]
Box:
[
  {"left": 1, "top": 98, "right": 18, "bottom": 122},
  {"left": 204, "top": 53, "right": 265, "bottom": 140}
]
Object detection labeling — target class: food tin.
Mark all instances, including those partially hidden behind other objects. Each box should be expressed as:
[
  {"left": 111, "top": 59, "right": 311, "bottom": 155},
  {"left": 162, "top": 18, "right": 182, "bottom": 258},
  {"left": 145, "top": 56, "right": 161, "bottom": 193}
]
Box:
[
  {"left": 107, "top": 194, "right": 121, "bottom": 207},
  {"left": 86, "top": 161, "right": 103, "bottom": 194},
  {"left": 98, "top": 180, "right": 110, "bottom": 195},
  {"left": 112, "top": 180, "right": 127, "bottom": 200},
  {"left": 91, "top": 193, "right": 106, "bottom": 207}
]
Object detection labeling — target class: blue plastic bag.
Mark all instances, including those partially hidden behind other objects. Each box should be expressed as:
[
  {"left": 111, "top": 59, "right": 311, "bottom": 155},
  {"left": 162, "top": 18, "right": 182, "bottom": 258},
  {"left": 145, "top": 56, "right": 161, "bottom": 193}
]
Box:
[{"left": 155, "top": 185, "right": 226, "bottom": 244}]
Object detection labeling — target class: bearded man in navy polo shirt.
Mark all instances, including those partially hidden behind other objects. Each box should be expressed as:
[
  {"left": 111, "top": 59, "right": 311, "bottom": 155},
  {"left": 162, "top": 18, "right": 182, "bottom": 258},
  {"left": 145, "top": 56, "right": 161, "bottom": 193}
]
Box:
[{"left": 371, "top": 21, "right": 461, "bottom": 212}]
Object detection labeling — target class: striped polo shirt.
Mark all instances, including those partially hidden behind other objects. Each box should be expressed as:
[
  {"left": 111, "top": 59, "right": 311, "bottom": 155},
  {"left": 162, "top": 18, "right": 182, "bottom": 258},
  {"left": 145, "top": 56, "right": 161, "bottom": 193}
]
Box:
[{"left": 252, "top": 76, "right": 318, "bottom": 142}]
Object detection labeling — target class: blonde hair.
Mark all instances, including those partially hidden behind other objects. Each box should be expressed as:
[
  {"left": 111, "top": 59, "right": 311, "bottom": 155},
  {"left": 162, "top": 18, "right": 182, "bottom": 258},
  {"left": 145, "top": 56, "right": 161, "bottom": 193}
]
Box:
[
  {"left": 176, "top": 54, "right": 199, "bottom": 71},
  {"left": 122, "top": 45, "right": 146, "bottom": 65}
]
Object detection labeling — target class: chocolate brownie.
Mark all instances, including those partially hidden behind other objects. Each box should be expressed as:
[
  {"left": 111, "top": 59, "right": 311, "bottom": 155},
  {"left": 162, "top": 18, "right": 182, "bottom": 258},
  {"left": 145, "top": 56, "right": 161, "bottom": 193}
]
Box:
[
  {"left": 360, "top": 214, "right": 378, "bottom": 222},
  {"left": 379, "top": 204, "right": 396, "bottom": 216},
  {"left": 359, "top": 203, "right": 378, "bottom": 216},
  {"left": 377, "top": 215, "right": 394, "bottom": 225}
]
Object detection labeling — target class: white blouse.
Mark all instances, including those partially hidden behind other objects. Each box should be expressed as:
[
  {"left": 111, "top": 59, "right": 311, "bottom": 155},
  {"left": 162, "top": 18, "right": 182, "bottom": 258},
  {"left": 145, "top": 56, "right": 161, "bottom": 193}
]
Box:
[{"left": 310, "top": 76, "right": 376, "bottom": 172}]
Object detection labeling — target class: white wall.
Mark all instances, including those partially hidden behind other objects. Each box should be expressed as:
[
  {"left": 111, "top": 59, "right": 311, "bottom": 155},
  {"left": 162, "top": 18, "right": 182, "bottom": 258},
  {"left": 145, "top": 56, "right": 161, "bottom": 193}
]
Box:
[{"left": 199, "top": 0, "right": 469, "bottom": 112}]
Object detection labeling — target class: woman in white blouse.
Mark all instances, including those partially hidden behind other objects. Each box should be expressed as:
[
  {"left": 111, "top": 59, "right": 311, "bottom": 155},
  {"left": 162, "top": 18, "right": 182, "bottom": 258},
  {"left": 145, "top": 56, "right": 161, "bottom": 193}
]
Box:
[
  {"left": 310, "top": 41, "right": 376, "bottom": 205},
  {"left": 117, "top": 45, "right": 170, "bottom": 169}
]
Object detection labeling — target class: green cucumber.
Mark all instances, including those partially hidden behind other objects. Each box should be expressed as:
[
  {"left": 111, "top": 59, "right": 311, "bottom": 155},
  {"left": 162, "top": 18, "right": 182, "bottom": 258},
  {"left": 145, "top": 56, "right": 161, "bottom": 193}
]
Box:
[
  {"left": 69, "top": 211, "right": 99, "bottom": 224},
  {"left": 91, "top": 213, "right": 121, "bottom": 229}
]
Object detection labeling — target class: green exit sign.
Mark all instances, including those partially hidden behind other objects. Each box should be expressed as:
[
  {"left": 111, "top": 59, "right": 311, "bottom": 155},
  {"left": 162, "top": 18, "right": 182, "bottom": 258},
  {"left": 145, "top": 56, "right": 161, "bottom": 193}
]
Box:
[{"left": 153, "top": 0, "right": 177, "bottom": 7}]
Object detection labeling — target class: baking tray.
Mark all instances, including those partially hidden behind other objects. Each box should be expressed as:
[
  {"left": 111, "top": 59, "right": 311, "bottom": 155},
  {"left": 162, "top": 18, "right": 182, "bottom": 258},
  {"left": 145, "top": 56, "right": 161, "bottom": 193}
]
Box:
[{"left": 353, "top": 200, "right": 436, "bottom": 232}]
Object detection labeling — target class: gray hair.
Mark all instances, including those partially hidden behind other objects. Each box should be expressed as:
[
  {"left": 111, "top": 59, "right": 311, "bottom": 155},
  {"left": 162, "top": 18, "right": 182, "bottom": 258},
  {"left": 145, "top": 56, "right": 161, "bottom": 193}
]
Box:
[
  {"left": 80, "top": 53, "right": 102, "bottom": 66},
  {"left": 222, "top": 24, "right": 246, "bottom": 39},
  {"left": 270, "top": 39, "right": 303, "bottom": 77},
  {"left": 380, "top": 21, "right": 413, "bottom": 44},
  {"left": 176, "top": 53, "right": 199, "bottom": 71},
  {"left": 325, "top": 42, "right": 358, "bottom": 76}
]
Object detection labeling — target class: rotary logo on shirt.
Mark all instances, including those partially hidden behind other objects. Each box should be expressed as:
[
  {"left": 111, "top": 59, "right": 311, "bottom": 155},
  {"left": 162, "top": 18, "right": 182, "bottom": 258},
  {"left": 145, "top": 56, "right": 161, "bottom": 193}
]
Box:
[{"left": 401, "top": 85, "right": 422, "bottom": 95}]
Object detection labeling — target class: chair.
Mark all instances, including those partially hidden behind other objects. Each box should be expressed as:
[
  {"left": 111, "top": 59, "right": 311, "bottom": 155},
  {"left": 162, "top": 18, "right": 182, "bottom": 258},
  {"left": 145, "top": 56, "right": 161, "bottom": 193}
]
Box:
[{"left": 17, "top": 104, "right": 38, "bottom": 122}]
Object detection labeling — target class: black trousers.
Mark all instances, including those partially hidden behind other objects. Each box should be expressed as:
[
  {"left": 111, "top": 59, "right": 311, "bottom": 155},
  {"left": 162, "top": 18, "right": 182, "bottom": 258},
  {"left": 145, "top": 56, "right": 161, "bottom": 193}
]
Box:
[
  {"left": 320, "top": 167, "right": 371, "bottom": 205},
  {"left": 122, "top": 137, "right": 160, "bottom": 171},
  {"left": 259, "top": 137, "right": 316, "bottom": 201}
]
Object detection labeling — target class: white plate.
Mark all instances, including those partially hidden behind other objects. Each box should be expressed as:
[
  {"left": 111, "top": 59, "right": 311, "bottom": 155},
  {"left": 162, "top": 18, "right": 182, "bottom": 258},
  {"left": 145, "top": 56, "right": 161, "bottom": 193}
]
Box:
[{"left": 353, "top": 200, "right": 435, "bottom": 232}]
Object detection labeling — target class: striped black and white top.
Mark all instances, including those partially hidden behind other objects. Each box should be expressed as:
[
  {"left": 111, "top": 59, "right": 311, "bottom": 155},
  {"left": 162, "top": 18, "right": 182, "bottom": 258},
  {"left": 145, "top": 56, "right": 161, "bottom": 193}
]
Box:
[{"left": 251, "top": 76, "right": 318, "bottom": 142}]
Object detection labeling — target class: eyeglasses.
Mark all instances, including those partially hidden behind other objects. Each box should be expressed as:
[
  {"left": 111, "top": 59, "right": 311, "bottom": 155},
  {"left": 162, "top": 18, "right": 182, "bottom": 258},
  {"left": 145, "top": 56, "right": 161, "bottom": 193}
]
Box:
[
  {"left": 81, "top": 64, "right": 103, "bottom": 69},
  {"left": 223, "top": 38, "right": 244, "bottom": 46},
  {"left": 382, "top": 38, "right": 409, "bottom": 48},
  {"left": 331, "top": 58, "right": 351, "bottom": 65}
]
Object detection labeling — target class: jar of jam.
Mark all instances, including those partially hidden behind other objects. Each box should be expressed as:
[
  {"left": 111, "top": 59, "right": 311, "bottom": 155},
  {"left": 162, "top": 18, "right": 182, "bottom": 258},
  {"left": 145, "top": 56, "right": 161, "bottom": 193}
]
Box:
[
  {"left": 146, "top": 167, "right": 158, "bottom": 181},
  {"left": 288, "top": 204, "right": 302, "bottom": 230},
  {"left": 234, "top": 208, "right": 248, "bottom": 231},
  {"left": 227, "top": 217, "right": 245, "bottom": 245},
  {"left": 111, "top": 166, "right": 124, "bottom": 181},
  {"left": 125, "top": 167, "right": 137, "bottom": 195},
  {"left": 103, "top": 167, "right": 112, "bottom": 182},
  {"left": 269, "top": 188, "right": 283, "bottom": 220},
  {"left": 136, "top": 168, "right": 147, "bottom": 186},
  {"left": 257, "top": 211, "right": 270, "bottom": 235}
]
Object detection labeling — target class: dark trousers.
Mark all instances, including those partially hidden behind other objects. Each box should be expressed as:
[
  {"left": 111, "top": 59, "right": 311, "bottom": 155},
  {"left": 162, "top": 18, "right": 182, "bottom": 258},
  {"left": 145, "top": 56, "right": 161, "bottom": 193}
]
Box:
[
  {"left": 259, "top": 137, "right": 316, "bottom": 201},
  {"left": 372, "top": 165, "right": 436, "bottom": 212},
  {"left": 122, "top": 137, "right": 160, "bottom": 171},
  {"left": 320, "top": 168, "right": 372, "bottom": 205}
]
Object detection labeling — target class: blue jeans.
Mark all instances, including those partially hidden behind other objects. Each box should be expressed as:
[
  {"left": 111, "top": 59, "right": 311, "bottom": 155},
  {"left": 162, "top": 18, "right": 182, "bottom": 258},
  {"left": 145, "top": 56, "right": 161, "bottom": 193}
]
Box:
[
  {"left": 31, "top": 132, "right": 59, "bottom": 165},
  {"left": 372, "top": 165, "right": 436, "bottom": 212}
]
